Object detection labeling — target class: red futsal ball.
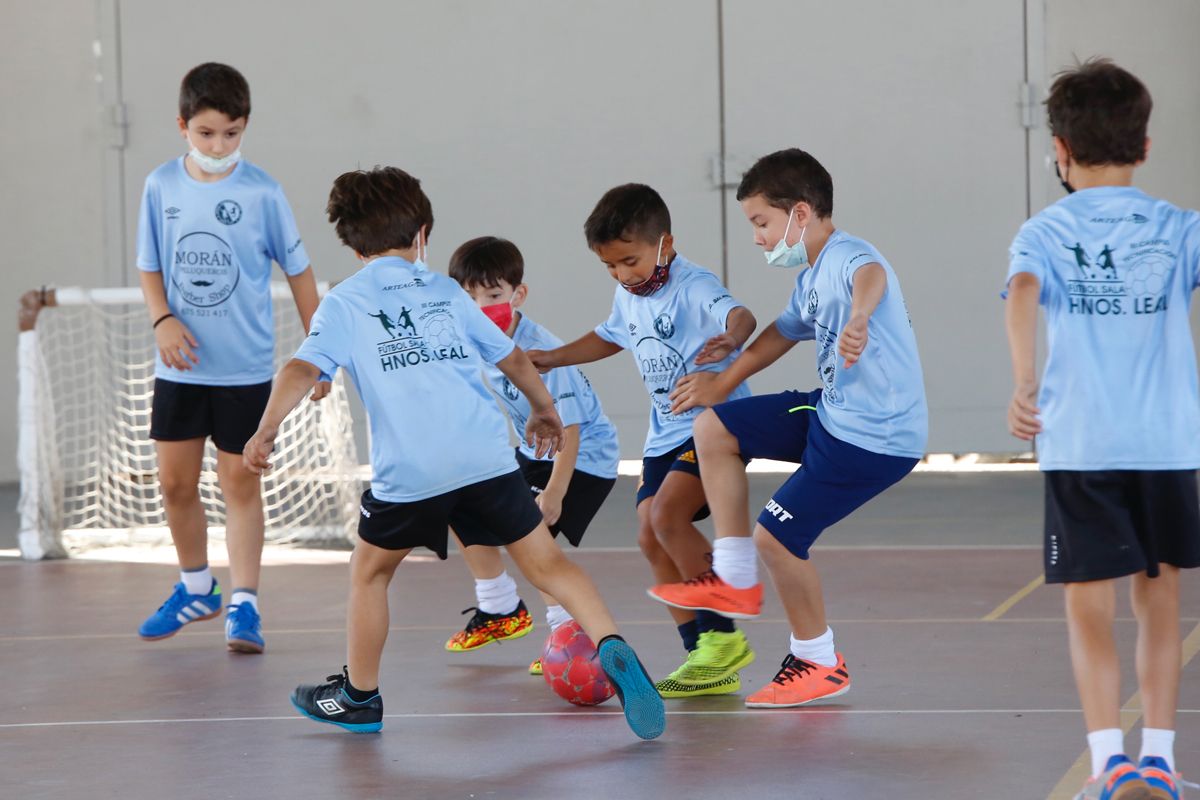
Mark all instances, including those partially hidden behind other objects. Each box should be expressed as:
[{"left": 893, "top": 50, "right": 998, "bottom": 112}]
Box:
[{"left": 541, "top": 620, "right": 616, "bottom": 706}]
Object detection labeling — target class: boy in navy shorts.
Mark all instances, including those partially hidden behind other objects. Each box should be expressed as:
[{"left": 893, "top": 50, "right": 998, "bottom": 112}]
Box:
[
  {"left": 655, "top": 148, "right": 928, "bottom": 708},
  {"left": 135, "top": 63, "right": 327, "bottom": 653},
  {"left": 528, "top": 184, "right": 758, "bottom": 698},
  {"left": 443, "top": 236, "right": 620, "bottom": 676},
  {"left": 244, "top": 167, "right": 664, "bottom": 740},
  {"left": 1006, "top": 60, "right": 1200, "bottom": 799}
]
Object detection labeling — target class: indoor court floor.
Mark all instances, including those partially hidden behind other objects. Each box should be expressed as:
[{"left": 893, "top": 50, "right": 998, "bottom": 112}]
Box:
[{"left": 2, "top": 473, "right": 1198, "bottom": 799}]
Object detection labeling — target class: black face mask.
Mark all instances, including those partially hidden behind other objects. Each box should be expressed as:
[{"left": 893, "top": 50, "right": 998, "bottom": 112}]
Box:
[{"left": 1055, "top": 160, "right": 1075, "bottom": 195}]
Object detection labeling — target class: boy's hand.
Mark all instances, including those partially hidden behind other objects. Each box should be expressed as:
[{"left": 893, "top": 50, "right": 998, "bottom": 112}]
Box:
[
  {"left": 695, "top": 333, "right": 738, "bottom": 365},
  {"left": 310, "top": 380, "right": 331, "bottom": 402},
  {"left": 155, "top": 317, "right": 200, "bottom": 371},
  {"left": 526, "top": 406, "right": 564, "bottom": 458},
  {"left": 525, "top": 349, "right": 554, "bottom": 374},
  {"left": 1007, "top": 383, "right": 1042, "bottom": 441},
  {"left": 243, "top": 425, "right": 279, "bottom": 475},
  {"left": 535, "top": 488, "right": 564, "bottom": 527},
  {"left": 838, "top": 313, "right": 869, "bottom": 368},
  {"left": 669, "top": 371, "right": 728, "bottom": 414}
]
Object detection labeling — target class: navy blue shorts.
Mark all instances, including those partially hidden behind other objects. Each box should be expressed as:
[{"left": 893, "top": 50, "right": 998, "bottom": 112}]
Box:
[
  {"left": 636, "top": 438, "right": 709, "bottom": 521},
  {"left": 711, "top": 389, "right": 918, "bottom": 558}
]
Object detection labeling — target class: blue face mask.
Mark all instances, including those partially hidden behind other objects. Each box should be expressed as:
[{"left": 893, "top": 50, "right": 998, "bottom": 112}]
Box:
[{"left": 765, "top": 209, "right": 808, "bottom": 268}]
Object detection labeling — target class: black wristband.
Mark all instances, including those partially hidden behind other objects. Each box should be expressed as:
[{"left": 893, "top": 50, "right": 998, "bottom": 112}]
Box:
[{"left": 153, "top": 313, "right": 174, "bottom": 329}]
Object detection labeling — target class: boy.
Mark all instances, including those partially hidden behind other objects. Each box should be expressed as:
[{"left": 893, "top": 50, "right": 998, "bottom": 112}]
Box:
[
  {"left": 1006, "top": 59, "right": 1199, "bottom": 799},
  {"left": 244, "top": 166, "right": 664, "bottom": 740},
  {"left": 527, "top": 184, "right": 758, "bottom": 698},
  {"left": 443, "top": 236, "right": 620, "bottom": 676},
  {"left": 652, "top": 148, "right": 927, "bottom": 709},
  {"left": 135, "top": 63, "right": 328, "bottom": 653}
]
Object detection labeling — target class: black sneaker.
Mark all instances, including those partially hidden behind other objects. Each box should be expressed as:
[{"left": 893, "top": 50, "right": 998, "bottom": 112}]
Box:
[{"left": 290, "top": 667, "right": 383, "bottom": 733}]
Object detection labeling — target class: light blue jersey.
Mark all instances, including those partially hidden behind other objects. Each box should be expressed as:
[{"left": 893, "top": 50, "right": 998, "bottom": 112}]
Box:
[
  {"left": 136, "top": 157, "right": 310, "bottom": 385},
  {"left": 295, "top": 257, "right": 519, "bottom": 502},
  {"left": 595, "top": 255, "right": 751, "bottom": 457},
  {"left": 775, "top": 231, "right": 928, "bottom": 458},
  {"left": 1007, "top": 186, "right": 1200, "bottom": 470},
  {"left": 486, "top": 315, "right": 619, "bottom": 479}
]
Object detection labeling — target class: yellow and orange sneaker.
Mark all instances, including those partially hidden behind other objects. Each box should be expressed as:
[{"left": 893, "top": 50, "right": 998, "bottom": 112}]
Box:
[
  {"left": 647, "top": 570, "right": 763, "bottom": 619},
  {"left": 529, "top": 657, "right": 543, "bottom": 676},
  {"left": 443, "top": 601, "right": 533, "bottom": 652},
  {"left": 744, "top": 653, "right": 851, "bottom": 708}
]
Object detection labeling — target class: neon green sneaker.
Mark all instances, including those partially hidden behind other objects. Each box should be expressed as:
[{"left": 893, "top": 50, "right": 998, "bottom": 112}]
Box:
[
  {"left": 669, "top": 630, "right": 755, "bottom": 686},
  {"left": 656, "top": 672, "right": 741, "bottom": 698}
]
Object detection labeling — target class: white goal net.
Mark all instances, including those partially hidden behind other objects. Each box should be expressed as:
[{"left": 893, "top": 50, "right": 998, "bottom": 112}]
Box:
[{"left": 17, "top": 284, "right": 362, "bottom": 559}]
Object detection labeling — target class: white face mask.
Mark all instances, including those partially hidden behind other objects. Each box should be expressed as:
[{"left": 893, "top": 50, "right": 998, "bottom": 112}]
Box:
[
  {"left": 765, "top": 208, "right": 808, "bottom": 268},
  {"left": 188, "top": 141, "right": 242, "bottom": 175}
]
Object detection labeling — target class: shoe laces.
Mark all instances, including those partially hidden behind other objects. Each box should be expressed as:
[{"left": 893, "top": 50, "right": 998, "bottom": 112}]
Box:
[
  {"left": 681, "top": 569, "right": 722, "bottom": 588},
  {"left": 771, "top": 654, "right": 818, "bottom": 685},
  {"left": 227, "top": 602, "right": 258, "bottom": 625},
  {"left": 323, "top": 667, "right": 350, "bottom": 689},
  {"left": 459, "top": 607, "right": 494, "bottom": 633},
  {"left": 155, "top": 583, "right": 190, "bottom": 613}
]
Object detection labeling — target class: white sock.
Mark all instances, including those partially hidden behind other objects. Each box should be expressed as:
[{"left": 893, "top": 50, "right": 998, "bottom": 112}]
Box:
[
  {"left": 790, "top": 627, "right": 837, "bottom": 668},
  {"left": 475, "top": 572, "right": 520, "bottom": 615},
  {"left": 545, "top": 604, "right": 573, "bottom": 632},
  {"left": 1088, "top": 728, "right": 1125, "bottom": 777},
  {"left": 1140, "top": 728, "right": 1176, "bottom": 772},
  {"left": 231, "top": 589, "right": 258, "bottom": 611},
  {"left": 180, "top": 566, "right": 213, "bottom": 596},
  {"left": 712, "top": 536, "right": 758, "bottom": 589}
]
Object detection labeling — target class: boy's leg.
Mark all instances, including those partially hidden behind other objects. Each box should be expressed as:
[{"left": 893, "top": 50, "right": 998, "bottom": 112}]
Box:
[
  {"left": 216, "top": 450, "right": 264, "bottom": 594},
  {"left": 1131, "top": 566, "right": 1181, "bottom": 775},
  {"left": 346, "top": 541, "right": 410, "bottom": 692},
  {"left": 158, "top": 439, "right": 210, "bottom": 572},
  {"left": 636, "top": 498, "right": 693, "bottom": 627},
  {"left": 445, "top": 533, "right": 532, "bottom": 652},
  {"left": 648, "top": 470, "right": 712, "bottom": 579},
  {"left": 755, "top": 524, "right": 827, "bottom": 639}
]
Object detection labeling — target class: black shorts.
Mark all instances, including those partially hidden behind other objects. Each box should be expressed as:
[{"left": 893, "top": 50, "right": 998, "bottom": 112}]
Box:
[
  {"left": 1044, "top": 470, "right": 1200, "bottom": 583},
  {"left": 150, "top": 378, "right": 272, "bottom": 454},
  {"left": 515, "top": 451, "right": 616, "bottom": 547},
  {"left": 357, "top": 469, "right": 545, "bottom": 559},
  {"left": 636, "top": 437, "right": 709, "bottom": 521}
]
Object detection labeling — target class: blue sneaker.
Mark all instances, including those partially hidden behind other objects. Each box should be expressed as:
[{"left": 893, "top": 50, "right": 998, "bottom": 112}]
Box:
[
  {"left": 138, "top": 581, "right": 223, "bottom": 640},
  {"left": 1139, "top": 755, "right": 1199, "bottom": 799},
  {"left": 597, "top": 637, "right": 666, "bottom": 740},
  {"left": 1075, "top": 754, "right": 1151, "bottom": 799},
  {"left": 291, "top": 668, "right": 383, "bottom": 733},
  {"left": 225, "top": 602, "right": 265, "bottom": 654}
]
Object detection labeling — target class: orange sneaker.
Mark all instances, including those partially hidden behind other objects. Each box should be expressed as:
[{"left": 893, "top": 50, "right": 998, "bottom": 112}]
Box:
[
  {"left": 744, "top": 653, "right": 851, "bottom": 708},
  {"left": 444, "top": 601, "right": 533, "bottom": 652},
  {"left": 647, "top": 570, "right": 763, "bottom": 619}
]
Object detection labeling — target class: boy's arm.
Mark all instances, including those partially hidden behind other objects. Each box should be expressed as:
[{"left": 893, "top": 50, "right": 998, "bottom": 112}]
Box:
[
  {"left": 285, "top": 266, "right": 332, "bottom": 402},
  {"left": 140, "top": 270, "right": 199, "bottom": 371},
  {"left": 495, "top": 348, "right": 565, "bottom": 457},
  {"left": 695, "top": 306, "right": 757, "bottom": 365},
  {"left": 527, "top": 331, "right": 622, "bottom": 373},
  {"left": 1005, "top": 273, "right": 1042, "bottom": 441},
  {"left": 538, "top": 424, "right": 580, "bottom": 526},
  {"left": 244, "top": 358, "right": 322, "bottom": 474},
  {"left": 838, "top": 263, "right": 887, "bottom": 369},
  {"left": 669, "top": 322, "right": 798, "bottom": 413}
]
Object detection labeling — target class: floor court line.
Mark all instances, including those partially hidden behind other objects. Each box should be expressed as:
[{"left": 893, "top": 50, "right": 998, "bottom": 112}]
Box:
[
  {"left": 8, "top": 708, "right": 1200, "bottom": 731},
  {"left": 1045, "top": 621, "right": 1200, "bottom": 800},
  {"left": 983, "top": 573, "right": 1047, "bottom": 621},
  {"left": 5, "top": 617, "right": 1195, "bottom": 644}
]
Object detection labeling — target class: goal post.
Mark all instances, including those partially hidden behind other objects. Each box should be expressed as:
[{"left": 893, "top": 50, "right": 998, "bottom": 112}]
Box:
[{"left": 16, "top": 283, "right": 363, "bottom": 560}]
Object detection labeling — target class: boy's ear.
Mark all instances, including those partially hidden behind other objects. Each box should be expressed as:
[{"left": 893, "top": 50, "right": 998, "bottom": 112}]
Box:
[
  {"left": 1140, "top": 136, "right": 1152, "bottom": 165},
  {"left": 1052, "top": 136, "right": 1072, "bottom": 170},
  {"left": 661, "top": 232, "right": 675, "bottom": 257},
  {"left": 511, "top": 283, "right": 529, "bottom": 309},
  {"left": 177, "top": 116, "right": 189, "bottom": 139},
  {"left": 792, "top": 201, "right": 816, "bottom": 227}
]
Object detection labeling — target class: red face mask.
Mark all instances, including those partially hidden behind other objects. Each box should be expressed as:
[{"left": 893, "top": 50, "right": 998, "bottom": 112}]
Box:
[{"left": 482, "top": 301, "right": 514, "bottom": 331}]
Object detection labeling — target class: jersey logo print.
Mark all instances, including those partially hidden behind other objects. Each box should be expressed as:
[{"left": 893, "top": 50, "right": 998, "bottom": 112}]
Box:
[
  {"left": 371, "top": 304, "right": 469, "bottom": 372},
  {"left": 653, "top": 313, "right": 675, "bottom": 340},
  {"left": 165, "top": 206, "right": 181, "bottom": 219},
  {"left": 215, "top": 200, "right": 242, "bottom": 226},
  {"left": 172, "top": 231, "right": 239, "bottom": 307}
]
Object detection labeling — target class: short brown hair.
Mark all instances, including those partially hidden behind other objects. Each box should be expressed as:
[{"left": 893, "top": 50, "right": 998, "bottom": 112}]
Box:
[
  {"left": 1046, "top": 58, "right": 1151, "bottom": 166},
  {"left": 179, "top": 63, "right": 251, "bottom": 122},
  {"left": 326, "top": 167, "right": 434, "bottom": 257},
  {"left": 736, "top": 148, "right": 833, "bottom": 218},
  {"left": 584, "top": 184, "right": 671, "bottom": 249},
  {"left": 448, "top": 237, "right": 524, "bottom": 289}
]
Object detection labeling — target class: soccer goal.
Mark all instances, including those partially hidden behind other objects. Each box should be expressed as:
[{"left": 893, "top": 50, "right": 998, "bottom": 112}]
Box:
[{"left": 16, "top": 284, "right": 362, "bottom": 560}]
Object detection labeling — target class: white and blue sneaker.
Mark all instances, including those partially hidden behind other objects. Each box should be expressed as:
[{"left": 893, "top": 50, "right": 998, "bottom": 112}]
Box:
[
  {"left": 225, "top": 602, "right": 265, "bottom": 654},
  {"left": 138, "top": 581, "right": 223, "bottom": 640}
]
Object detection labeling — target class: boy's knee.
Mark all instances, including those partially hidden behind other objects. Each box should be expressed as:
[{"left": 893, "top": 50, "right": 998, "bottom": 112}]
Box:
[
  {"left": 158, "top": 471, "right": 199, "bottom": 507},
  {"left": 217, "top": 463, "right": 260, "bottom": 502},
  {"left": 637, "top": 520, "right": 666, "bottom": 561},
  {"left": 694, "top": 408, "right": 733, "bottom": 453}
]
